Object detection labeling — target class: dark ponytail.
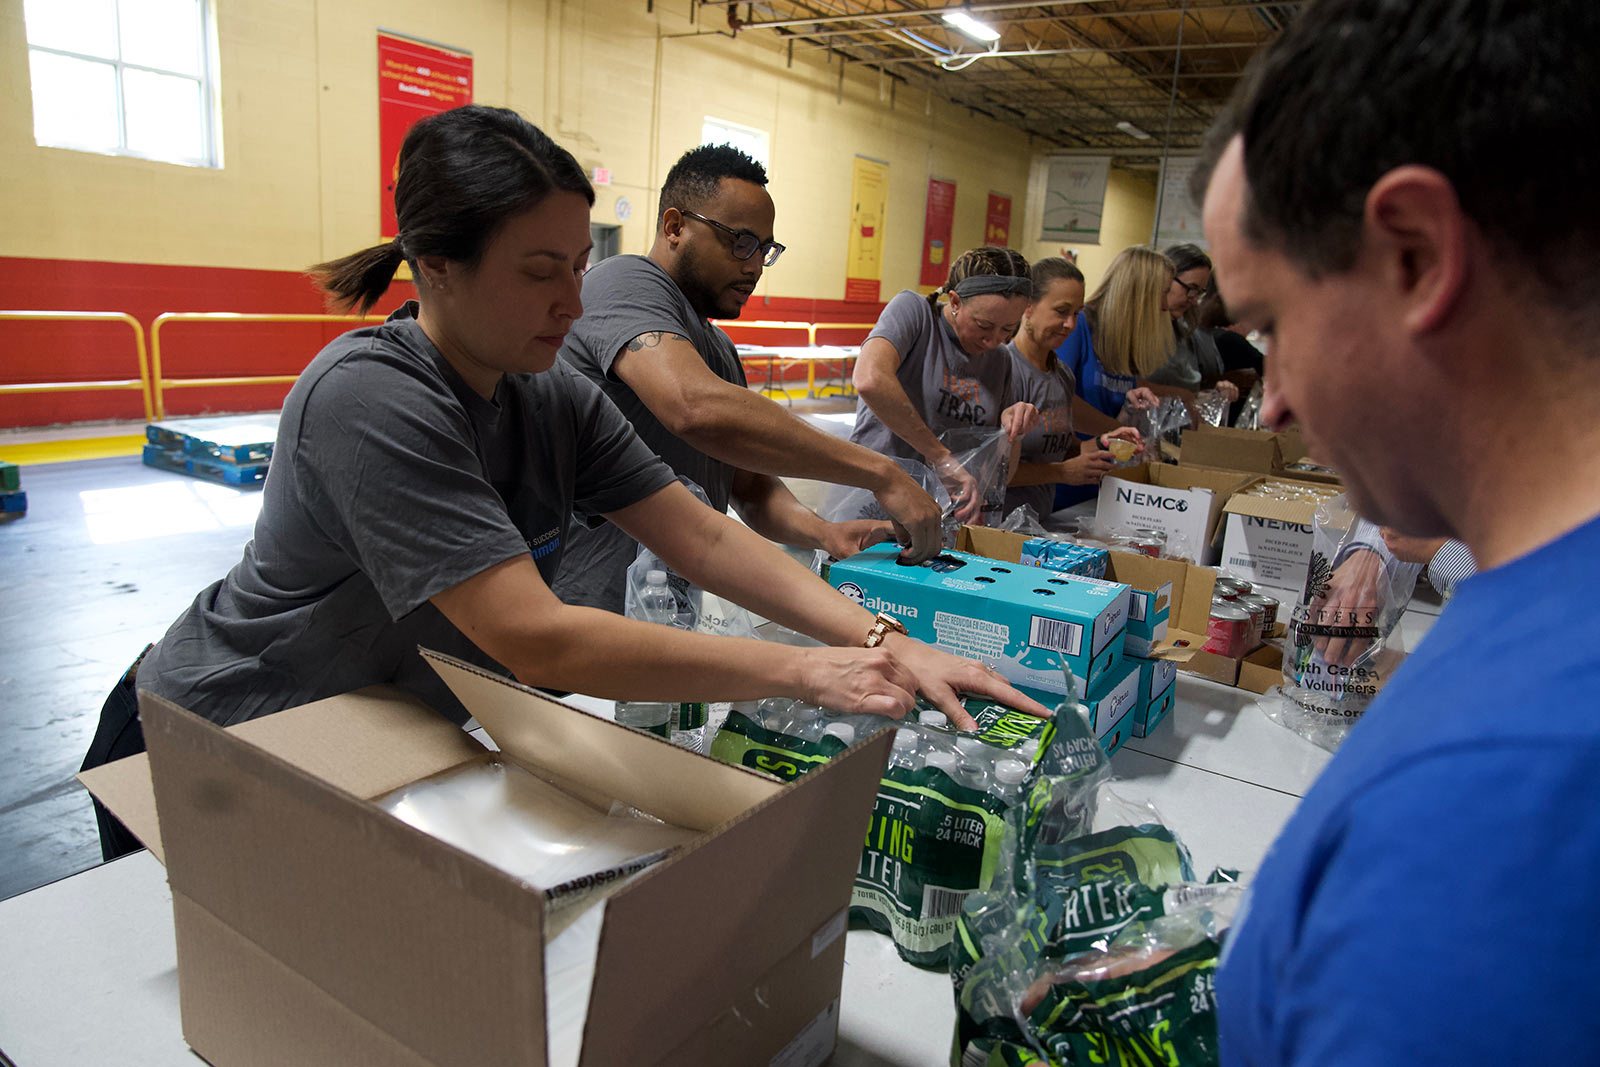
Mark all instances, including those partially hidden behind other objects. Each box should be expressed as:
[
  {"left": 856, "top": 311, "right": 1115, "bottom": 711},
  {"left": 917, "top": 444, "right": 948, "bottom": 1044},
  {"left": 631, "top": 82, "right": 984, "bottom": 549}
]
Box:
[
  {"left": 309, "top": 238, "right": 408, "bottom": 314},
  {"left": 309, "top": 105, "right": 595, "bottom": 314}
]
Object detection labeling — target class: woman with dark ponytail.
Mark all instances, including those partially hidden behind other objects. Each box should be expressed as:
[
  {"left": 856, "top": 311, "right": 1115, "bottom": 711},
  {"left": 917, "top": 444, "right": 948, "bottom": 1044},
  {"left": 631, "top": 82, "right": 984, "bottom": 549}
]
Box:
[
  {"left": 81, "top": 106, "right": 1046, "bottom": 860},
  {"left": 850, "top": 246, "right": 1041, "bottom": 523}
]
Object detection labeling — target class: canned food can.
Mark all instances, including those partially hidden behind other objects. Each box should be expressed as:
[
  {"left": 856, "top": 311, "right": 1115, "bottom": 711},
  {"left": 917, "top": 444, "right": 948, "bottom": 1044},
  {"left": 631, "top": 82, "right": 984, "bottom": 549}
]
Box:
[
  {"left": 1241, "top": 592, "right": 1280, "bottom": 636},
  {"left": 1212, "top": 576, "right": 1246, "bottom": 600},
  {"left": 1205, "top": 601, "right": 1253, "bottom": 657},
  {"left": 1235, "top": 598, "right": 1266, "bottom": 651}
]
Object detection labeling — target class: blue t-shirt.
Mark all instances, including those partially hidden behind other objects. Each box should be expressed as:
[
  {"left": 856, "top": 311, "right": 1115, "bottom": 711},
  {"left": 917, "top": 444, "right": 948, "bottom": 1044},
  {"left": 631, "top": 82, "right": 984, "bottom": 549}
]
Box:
[
  {"left": 1217, "top": 513, "right": 1600, "bottom": 1066},
  {"left": 1055, "top": 309, "right": 1139, "bottom": 418}
]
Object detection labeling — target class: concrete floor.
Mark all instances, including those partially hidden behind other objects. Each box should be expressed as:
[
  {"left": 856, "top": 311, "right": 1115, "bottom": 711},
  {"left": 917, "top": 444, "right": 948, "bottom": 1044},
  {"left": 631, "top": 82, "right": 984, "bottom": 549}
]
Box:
[{"left": 1, "top": 396, "right": 859, "bottom": 901}]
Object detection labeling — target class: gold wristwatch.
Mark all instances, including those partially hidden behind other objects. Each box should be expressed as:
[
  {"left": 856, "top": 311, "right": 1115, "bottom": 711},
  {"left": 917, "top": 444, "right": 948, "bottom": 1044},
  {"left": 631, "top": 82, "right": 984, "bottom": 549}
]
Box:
[{"left": 863, "top": 611, "right": 908, "bottom": 648}]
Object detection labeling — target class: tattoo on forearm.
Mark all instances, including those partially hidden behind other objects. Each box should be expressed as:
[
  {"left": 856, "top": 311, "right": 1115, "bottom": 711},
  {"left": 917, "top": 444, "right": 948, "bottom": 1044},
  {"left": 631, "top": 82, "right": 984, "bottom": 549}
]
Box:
[{"left": 625, "top": 331, "right": 692, "bottom": 352}]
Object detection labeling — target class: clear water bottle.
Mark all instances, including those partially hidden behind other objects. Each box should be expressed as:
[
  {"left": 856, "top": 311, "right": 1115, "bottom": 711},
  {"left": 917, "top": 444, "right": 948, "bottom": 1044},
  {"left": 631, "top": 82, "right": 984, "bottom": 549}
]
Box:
[
  {"left": 953, "top": 737, "right": 991, "bottom": 791},
  {"left": 918, "top": 709, "right": 949, "bottom": 730},
  {"left": 889, "top": 727, "right": 923, "bottom": 773},
  {"left": 993, "top": 758, "right": 1029, "bottom": 801},
  {"left": 782, "top": 703, "right": 825, "bottom": 741},
  {"left": 822, "top": 721, "right": 856, "bottom": 748},
  {"left": 671, "top": 701, "right": 709, "bottom": 753},
  {"left": 639, "top": 569, "right": 678, "bottom": 626},
  {"left": 755, "top": 697, "right": 794, "bottom": 731},
  {"left": 615, "top": 701, "right": 672, "bottom": 738},
  {"left": 1018, "top": 737, "right": 1041, "bottom": 764},
  {"left": 924, "top": 750, "right": 958, "bottom": 780}
]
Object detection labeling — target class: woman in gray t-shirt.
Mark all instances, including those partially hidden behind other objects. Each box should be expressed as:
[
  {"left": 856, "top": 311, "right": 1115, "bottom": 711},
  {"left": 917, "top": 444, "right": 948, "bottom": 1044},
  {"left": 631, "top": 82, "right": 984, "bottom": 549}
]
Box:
[
  {"left": 850, "top": 246, "right": 1041, "bottom": 523},
  {"left": 81, "top": 107, "right": 1046, "bottom": 859},
  {"left": 1003, "top": 258, "right": 1145, "bottom": 518}
]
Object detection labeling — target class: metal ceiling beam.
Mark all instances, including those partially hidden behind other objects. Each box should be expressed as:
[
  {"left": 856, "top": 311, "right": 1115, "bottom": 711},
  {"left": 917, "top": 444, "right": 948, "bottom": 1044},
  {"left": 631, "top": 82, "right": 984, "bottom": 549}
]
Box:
[
  {"left": 725, "top": 1, "right": 1107, "bottom": 32},
  {"left": 751, "top": 2, "right": 1295, "bottom": 40}
]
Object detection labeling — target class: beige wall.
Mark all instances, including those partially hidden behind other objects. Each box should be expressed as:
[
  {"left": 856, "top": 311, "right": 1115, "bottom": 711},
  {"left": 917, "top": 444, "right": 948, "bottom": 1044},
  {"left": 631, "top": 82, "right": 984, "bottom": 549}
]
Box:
[
  {"left": 1022, "top": 162, "right": 1159, "bottom": 292},
  {"left": 0, "top": 0, "right": 1036, "bottom": 302}
]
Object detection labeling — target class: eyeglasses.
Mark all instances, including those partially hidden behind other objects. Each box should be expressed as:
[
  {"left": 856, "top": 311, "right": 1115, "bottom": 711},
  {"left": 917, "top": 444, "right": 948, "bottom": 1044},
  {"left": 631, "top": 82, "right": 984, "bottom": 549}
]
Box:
[
  {"left": 680, "top": 210, "right": 786, "bottom": 267},
  {"left": 1175, "top": 280, "right": 1209, "bottom": 300}
]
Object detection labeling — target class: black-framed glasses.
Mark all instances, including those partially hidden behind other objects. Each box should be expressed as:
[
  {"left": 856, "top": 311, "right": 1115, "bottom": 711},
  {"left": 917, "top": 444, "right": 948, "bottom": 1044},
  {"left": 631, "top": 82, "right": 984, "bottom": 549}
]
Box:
[
  {"left": 1176, "top": 279, "right": 1208, "bottom": 300},
  {"left": 680, "top": 210, "right": 786, "bottom": 267}
]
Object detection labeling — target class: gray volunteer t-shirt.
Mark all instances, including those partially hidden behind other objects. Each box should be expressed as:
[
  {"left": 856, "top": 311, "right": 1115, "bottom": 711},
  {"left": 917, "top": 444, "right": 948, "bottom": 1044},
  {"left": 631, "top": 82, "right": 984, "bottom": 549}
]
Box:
[
  {"left": 138, "top": 302, "right": 675, "bottom": 726},
  {"left": 1003, "top": 341, "right": 1078, "bottom": 518},
  {"left": 849, "top": 289, "right": 1015, "bottom": 465},
  {"left": 554, "top": 254, "right": 748, "bottom": 612}
]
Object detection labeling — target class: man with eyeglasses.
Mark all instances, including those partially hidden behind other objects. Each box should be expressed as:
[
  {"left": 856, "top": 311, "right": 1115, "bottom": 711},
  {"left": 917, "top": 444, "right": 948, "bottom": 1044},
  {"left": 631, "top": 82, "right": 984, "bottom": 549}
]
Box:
[{"left": 554, "top": 144, "right": 944, "bottom": 615}]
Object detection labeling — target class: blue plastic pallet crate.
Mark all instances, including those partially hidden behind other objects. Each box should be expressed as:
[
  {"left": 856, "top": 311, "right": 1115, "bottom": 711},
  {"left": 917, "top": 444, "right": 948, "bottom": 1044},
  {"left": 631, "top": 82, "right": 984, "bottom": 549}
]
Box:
[
  {"left": 1, "top": 489, "right": 26, "bottom": 514},
  {"left": 142, "top": 444, "right": 268, "bottom": 487},
  {"left": 145, "top": 417, "right": 277, "bottom": 466}
]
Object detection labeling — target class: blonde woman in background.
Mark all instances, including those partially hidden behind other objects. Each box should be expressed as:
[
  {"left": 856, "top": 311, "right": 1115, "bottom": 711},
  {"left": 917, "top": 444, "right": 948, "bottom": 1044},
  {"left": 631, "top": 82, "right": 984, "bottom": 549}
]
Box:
[
  {"left": 1054, "top": 244, "right": 1173, "bottom": 440},
  {"left": 852, "top": 246, "right": 1040, "bottom": 523}
]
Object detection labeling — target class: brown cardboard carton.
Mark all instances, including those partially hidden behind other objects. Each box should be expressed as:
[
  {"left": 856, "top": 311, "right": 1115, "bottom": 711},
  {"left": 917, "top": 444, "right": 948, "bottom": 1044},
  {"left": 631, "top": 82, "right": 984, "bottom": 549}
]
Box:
[
  {"left": 1218, "top": 473, "right": 1340, "bottom": 598},
  {"left": 79, "top": 651, "right": 890, "bottom": 1067},
  {"left": 1180, "top": 426, "right": 1284, "bottom": 474}
]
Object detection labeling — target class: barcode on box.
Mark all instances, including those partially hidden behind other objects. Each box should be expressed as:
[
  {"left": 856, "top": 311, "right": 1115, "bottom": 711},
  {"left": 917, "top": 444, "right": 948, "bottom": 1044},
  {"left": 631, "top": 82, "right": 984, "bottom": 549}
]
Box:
[
  {"left": 1029, "top": 615, "right": 1083, "bottom": 657},
  {"left": 922, "top": 884, "right": 969, "bottom": 918}
]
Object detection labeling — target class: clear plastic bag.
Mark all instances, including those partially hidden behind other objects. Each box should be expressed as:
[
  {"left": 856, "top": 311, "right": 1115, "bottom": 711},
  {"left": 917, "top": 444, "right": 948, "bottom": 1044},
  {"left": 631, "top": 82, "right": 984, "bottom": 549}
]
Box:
[
  {"left": 1000, "top": 504, "right": 1049, "bottom": 537},
  {"left": 1194, "top": 388, "right": 1229, "bottom": 428},
  {"left": 1233, "top": 380, "right": 1265, "bottom": 430},
  {"left": 822, "top": 454, "right": 953, "bottom": 550},
  {"left": 1120, "top": 395, "right": 1191, "bottom": 463},
  {"left": 939, "top": 425, "right": 1014, "bottom": 528},
  {"left": 1262, "top": 497, "right": 1422, "bottom": 751}
]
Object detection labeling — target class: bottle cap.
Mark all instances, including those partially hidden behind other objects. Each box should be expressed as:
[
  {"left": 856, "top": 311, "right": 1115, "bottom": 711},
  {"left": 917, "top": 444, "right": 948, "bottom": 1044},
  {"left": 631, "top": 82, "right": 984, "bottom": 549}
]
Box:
[
  {"left": 646, "top": 569, "right": 668, "bottom": 586},
  {"left": 918, "top": 709, "right": 948, "bottom": 728},
  {"left": 823, "top": 722, "right": 856, "bottom": 745},
  {"left": 892, "top": 728, "right": 918, "bottom": 750},
  {"left": 955, "top": 737, "right": 985, "bottom": 757},
  {"left": 924, "top": 751, "right": 957, "bottom": 771},
  {"left": 994, "top": 759, "right": 1028, "bottom": 785}
]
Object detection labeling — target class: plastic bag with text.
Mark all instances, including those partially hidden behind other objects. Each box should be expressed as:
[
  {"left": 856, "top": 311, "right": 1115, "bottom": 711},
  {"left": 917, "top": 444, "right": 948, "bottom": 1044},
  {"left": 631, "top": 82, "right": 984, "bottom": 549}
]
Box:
[
  {"left": 949, "top": 743, "right": 1244, "bottom": 1067},
  {"left": 1262, "top": 498, "right": 1422, "bottom": 752}
]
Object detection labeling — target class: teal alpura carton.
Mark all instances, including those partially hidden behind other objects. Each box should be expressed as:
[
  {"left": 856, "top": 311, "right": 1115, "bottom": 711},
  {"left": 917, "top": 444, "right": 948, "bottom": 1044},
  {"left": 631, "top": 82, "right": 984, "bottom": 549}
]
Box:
[
  {"left": 1128, "top": 655, "right": 1179, "bottom": 739},
  {"left": 825, "top": 545, "right": 1132, "bottom": 697}
]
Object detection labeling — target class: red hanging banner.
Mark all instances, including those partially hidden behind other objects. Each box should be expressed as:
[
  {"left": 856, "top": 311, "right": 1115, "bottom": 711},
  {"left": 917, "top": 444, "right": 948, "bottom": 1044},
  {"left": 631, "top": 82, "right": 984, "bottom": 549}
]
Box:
[
  {"left": 985, "top": 193, "right": 1012, "bottom": 247},
  {"left": 918, "top": 178, "right": 958, "bottom": 289},
  {"left": 378, "top": 31, "right": 473, "bottom": 238}
]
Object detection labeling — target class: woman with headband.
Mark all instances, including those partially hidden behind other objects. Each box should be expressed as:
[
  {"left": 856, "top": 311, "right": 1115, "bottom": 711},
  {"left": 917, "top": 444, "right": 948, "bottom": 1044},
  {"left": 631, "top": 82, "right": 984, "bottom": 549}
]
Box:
[{"left": 851, "top": 246, "right": 1041, "bottom": 523}]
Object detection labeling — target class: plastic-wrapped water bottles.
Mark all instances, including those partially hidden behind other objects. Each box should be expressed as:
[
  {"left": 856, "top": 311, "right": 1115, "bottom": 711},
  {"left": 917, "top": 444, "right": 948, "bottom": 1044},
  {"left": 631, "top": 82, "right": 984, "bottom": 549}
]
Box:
[
  {"left": 953, "top": 737, "right": 992, "bottom": 791},
  {"left": 918, "top": 709, "right": 949, "bottom": 729},
  {"left": 822, "top": 721, "right": 856, "bottom": 747},
  {"left": 889, "top": 727, "right": 923, "bottom": 772},
  {"left": 992, "top": 758, "right": 1029, "bottom": 801}
]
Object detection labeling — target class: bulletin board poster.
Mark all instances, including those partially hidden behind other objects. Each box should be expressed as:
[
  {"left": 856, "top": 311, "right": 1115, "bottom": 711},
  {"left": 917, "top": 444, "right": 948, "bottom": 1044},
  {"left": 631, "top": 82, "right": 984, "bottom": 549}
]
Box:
[
  {"left": 1153, "top": 155, "right": 1207, "bottom": 249},
  {"left": 845, "top": 156, "right": 890, "bottom": 302},
  {"left": 984, "top": 193, "right": 1012, "bottom": 246},
  {"left": 379, "top": 31, "right": 473, "bottom": 238},
  {"left": 918, "top": 178, "right": 958, "bottom": 290},
  {"left": 1039, "top": 156, "right": 1110, "bottom": 243}
]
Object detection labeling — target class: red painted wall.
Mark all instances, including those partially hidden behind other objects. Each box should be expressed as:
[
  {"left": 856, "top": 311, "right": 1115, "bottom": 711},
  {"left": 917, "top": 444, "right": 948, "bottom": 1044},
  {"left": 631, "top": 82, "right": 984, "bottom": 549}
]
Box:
[{"left": 0, "top": 257, "right": 885, "bottom": 429}]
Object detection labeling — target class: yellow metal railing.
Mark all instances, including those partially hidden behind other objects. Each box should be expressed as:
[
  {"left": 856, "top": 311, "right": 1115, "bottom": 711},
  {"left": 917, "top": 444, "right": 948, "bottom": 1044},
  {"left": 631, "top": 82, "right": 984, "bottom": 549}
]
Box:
[
  {"left": 150, "top": 312, "right": 385, "bottom": 419},
  {"left": 0, "top": 310, "right": 154, "bottom": 422}
]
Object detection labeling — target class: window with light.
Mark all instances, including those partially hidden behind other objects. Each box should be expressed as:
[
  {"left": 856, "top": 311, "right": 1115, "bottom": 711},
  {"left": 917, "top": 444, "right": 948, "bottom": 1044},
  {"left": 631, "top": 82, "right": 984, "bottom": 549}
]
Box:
[{"left": 24, "top": 0, "right": 221, "bottom": 168}]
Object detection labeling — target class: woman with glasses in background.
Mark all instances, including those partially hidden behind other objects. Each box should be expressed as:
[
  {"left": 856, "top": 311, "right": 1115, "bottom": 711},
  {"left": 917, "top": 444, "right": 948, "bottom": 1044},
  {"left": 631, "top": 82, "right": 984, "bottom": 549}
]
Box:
[
  {"left": 1146, "top": 243, "right": 1240, "bottom": 407},
  {"left": 851, "top": 246, "right": 1041, "bottom": 523}
]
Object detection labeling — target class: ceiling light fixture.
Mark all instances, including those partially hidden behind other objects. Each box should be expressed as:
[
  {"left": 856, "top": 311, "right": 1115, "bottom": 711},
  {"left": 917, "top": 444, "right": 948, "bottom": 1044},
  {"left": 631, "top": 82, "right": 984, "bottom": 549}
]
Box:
[
  {"left": 1116, "top": 120, "right": 1153, "bottom": 140},
  {"left": 942, "top": 10, "right": 1002, "bottom": 43}
]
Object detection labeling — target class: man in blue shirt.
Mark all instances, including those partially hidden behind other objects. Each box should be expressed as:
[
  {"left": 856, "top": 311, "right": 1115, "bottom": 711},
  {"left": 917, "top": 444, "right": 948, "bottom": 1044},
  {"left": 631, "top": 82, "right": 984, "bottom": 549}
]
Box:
[{"left": 1193, "top": 1, "right": 1600, "bottom": 1062}]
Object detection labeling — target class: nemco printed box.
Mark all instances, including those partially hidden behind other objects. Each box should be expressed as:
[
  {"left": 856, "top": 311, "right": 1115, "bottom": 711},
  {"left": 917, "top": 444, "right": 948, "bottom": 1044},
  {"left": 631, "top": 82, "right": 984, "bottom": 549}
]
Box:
[
  {"left": 79, "top": 651, "right": 888, "bottom": 1067},
  {"left": 826, "top": 544, "right": 1130, "bottom": 697},
  {"left": 1094, "top": 464, "right": 1255, "bottom": 564}
]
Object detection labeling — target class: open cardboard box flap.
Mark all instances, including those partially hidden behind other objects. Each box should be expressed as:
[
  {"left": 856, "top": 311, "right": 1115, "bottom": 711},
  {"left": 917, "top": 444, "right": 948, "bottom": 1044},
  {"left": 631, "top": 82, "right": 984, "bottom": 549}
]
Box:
[{"left": 79, "top": 650, "right": 892, "bottom": 1067}]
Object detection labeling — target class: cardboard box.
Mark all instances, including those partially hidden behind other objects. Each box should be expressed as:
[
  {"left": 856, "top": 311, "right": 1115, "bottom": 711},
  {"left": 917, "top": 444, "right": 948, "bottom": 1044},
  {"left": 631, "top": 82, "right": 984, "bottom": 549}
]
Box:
[
  {"left": 1236, "top": 643, "right": 1285, "bottom": 695},
  {"left": 1218, "top": 474, "right": 1340, "bottom": 601},
  {"left": 825, "top": 544, "right": 1130, "bottom": 696},
  {"left": 1182, "top": 425, "right": 1345, "bottom": 488},
  {"left": 79, "top": 651, "right": 891, "bottom": 1067},
  {"left": 1094, "top": 464, "right": 1257, "bottom": 564},
  {"left": 1097, "top": 703, "right": 1137, "bottom": 757},
  {"left": 1127, "top": 655, "right": 1179, "bottom": 738}
]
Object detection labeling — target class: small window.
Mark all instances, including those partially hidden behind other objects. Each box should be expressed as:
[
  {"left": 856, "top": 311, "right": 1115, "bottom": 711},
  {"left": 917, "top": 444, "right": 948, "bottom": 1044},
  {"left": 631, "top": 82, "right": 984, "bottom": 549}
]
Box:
[
  {"left": 24, "top": 0, "right": 221, "bottom": 168},
  {"left": 701, "top": 117, "right": 769, "bottom": 168}
]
